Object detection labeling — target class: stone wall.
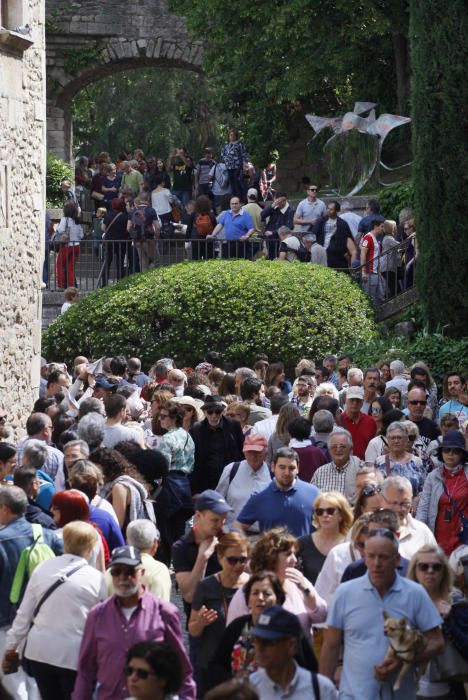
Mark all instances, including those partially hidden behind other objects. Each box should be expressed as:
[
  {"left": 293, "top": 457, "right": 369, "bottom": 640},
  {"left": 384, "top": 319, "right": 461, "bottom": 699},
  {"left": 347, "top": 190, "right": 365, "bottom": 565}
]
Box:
[
  {"left": 45, "top": 0, "right": 203, "bottom": 161},
  {"left": 0, "top": 1, "right": 46, "bottom": 434}
]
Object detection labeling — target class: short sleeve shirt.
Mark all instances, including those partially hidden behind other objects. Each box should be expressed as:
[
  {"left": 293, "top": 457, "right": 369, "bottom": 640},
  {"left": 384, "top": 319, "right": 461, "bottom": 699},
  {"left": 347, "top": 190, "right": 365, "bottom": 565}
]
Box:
[
  {"left": 220, "top": 210, "right": 254, "bottom": 240},
  {"left": 328, "top": 573, "right": 441, "bottom": 699},
  {"left": 295, "top": 198, "right": 327, "bottom": 231}
]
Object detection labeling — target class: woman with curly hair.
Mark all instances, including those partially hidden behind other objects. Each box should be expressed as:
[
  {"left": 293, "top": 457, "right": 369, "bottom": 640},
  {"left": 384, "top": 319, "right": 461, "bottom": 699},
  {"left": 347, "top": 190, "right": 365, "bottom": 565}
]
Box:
[
  {"left": 89, "top": 446, "right": 155, "bottom": 533},
  {"left": 226, "top": 527, "right": 327, "bottom": 635}
]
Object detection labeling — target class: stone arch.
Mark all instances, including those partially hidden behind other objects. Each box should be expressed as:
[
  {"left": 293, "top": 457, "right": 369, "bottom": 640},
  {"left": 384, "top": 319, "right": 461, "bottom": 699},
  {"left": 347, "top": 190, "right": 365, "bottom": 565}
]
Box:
[{"left": 45, "top": 0, "right": 203, "bottom": 160}]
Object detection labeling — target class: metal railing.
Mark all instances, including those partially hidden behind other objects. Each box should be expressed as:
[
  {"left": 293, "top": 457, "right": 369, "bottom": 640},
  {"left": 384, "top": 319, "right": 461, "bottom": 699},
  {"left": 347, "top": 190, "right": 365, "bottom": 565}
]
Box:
[
  {"left": 43, "top": 235, "right": 415, "bottom": 309},
  {"left": 43, "top": 237, "right": 282, "bottom": 291}
]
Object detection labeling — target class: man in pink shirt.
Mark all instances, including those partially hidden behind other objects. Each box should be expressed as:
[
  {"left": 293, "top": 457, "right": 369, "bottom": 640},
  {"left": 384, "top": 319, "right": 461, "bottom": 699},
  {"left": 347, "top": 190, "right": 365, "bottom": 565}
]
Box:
[{"left": 72, "top": 546, "right": 195, "bottom": 700}]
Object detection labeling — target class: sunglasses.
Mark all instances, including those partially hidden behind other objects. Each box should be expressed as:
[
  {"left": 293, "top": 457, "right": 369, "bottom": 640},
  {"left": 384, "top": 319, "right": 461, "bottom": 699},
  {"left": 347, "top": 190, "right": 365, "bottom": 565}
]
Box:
[
  {"left": 206, "top": 408, "right": 223, "bottom": 415},
  {"left": 417, "top": 562, "right": 443, "bottom": 572},
  {"left": 124, "top": 665, "right": 156, "bottom": 680},
  {"left": 408, "top": 400, "right": 427, "bottom": 406},
  {"left": 361, "top": 485, "right": 381, "bottom": 497},
  {"left": 315, "top": 507, "right": 337, "bottom": 516},
  {"left": 225, "top": 555, "right": 248, "bottom": 565},
  {"left": 109, "top": 567, "right": 138, "bottom": 578},
  {"left": 442, "top": 447, "right": 462, "bottom": 454},
  {"left": 308, "top": 188, "right": 318, "bottom": 192}
]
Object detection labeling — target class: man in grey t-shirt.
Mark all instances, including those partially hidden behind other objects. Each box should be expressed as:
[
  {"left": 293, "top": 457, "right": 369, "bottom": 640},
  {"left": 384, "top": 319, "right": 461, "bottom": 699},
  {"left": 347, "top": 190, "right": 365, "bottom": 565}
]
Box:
[
  {"left": 293, "top": 184, "right": 327, "bottom": 232},
  {"left": 102, "top": 393, "right": 142, "bottom": 448}
]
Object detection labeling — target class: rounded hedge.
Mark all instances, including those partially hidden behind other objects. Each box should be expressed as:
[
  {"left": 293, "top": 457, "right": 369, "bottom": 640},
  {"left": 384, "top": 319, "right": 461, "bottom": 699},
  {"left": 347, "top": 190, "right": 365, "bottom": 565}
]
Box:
[{"left": 43, "top": 260, "right": 376, "bottom": 368}]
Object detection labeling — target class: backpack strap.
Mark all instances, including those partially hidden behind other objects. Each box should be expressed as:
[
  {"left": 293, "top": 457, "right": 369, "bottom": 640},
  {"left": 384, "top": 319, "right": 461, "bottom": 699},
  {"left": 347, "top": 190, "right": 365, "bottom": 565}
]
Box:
[
  {"left": 228, "top": 461, "right": 241, "bottom": 485},
  {"left": 384, "top": 452, "right": 392, "bottom": 477},
  {"left": 311, "top": 671, "right": 320, "bottom": 700}
]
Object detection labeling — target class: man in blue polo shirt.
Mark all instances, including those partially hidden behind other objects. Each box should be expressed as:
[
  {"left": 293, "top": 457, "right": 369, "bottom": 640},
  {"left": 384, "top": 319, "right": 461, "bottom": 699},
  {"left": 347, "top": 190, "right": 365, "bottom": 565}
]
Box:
[
  {"left": 235, "top": 446, "right": 319, "bottom": 537},
  {"left": 320, "top": 529, "right": 444, "bottom": 699},
  {"left": 210, "top": 196, "right": 254, "bottom": 259}
]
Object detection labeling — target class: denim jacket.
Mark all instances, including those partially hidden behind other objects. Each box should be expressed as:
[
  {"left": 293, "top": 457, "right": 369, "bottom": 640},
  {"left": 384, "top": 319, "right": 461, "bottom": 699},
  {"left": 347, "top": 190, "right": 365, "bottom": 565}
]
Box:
[{"left": 0, "top": 516, "right": 63, "bottom": 627}]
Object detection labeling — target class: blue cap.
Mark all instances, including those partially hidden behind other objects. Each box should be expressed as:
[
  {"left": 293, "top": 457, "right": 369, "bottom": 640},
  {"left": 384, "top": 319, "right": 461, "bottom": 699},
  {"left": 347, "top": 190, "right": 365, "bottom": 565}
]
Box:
[
  {"left": 110, "top": 545, "right": 142, "bottom": 567},
  {"left": 195, "top": 489, "right": 233, "bottom": 514},
  {"left": 441, "top": 429, "right": 466, "bottom": 453},
  {"left": 250, "top": 605, "right": 302, "bottom": 639},
  {"left": 95, "top": 375, "right": 117, "bottom": 390}
]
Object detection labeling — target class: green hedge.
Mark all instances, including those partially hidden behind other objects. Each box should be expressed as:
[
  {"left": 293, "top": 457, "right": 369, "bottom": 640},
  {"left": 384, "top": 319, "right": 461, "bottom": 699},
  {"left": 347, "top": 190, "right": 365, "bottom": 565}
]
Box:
[
  {"left": 343, "top": 333, "right": 468, "bottom": 387},
  {"left": 43, "top": 260, "right": 377, "bottom": 369}
]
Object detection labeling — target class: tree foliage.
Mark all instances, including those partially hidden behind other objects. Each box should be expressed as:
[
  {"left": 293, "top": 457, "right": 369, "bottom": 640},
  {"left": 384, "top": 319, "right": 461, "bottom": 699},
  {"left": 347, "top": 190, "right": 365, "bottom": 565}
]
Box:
[
  {"left": 71, "top": 68, "right": 222, "bottom": 159},
  {"left": 43, "top": 260, "right": 376, "bottom": 369},
  {"left": 170, "top": 0, "right": 409, "bottom": 163},
  {"left": 410, "top": 0, "right": 468, "bottom": 337},
  {"left": 46, "top": 152, "right": 72, "bottom": 207}
]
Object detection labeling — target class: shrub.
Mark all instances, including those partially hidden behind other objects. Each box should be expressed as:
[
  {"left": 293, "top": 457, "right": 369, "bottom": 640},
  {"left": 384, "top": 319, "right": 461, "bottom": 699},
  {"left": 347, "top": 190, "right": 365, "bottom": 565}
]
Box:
[
  {"left": 377, "top": 180, "right": 414, "bottom": 222},
  {"left": 43, "top": 259, "right": 377, "bottom": 369},
  {"left": 343, "top": 333, "right": 468, "bottom": 387},
  {"left": 46, "top": 152, "right": 72, "bottom": 207}
]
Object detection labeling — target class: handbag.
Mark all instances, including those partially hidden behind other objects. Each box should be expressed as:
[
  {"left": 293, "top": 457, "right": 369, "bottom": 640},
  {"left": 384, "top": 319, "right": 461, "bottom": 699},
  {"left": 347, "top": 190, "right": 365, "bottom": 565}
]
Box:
[
  {"left": 51, "top": 218, "right": 71, "bottom": 251},
  {"left": 442, "top": 480, "right": 468, "bottom": 545},
  {"left": 21, "top": 562, "right": 85, "bottom": 675}
]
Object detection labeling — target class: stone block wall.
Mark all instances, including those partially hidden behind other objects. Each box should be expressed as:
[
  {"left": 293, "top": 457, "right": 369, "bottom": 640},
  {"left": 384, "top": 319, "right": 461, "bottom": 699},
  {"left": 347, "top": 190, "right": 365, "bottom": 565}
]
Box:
[{"left": 0, "top": 0, "right": 46, "bottom": 434}]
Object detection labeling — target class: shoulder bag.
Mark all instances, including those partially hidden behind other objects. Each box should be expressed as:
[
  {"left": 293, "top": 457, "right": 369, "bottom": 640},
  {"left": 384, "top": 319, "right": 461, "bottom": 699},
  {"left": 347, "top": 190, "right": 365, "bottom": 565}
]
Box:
[
  {"left": 52, "top": 218, "right": 71, "bottom": 251},
  {"left": 20, "top": 562, "right": 86, "bottom": 675}
]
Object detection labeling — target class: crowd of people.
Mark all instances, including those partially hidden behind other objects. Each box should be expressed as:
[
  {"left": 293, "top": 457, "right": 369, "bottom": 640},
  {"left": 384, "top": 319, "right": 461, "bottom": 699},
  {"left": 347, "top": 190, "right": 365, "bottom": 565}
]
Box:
[
  {"left": 47, "top": 136, "right": 417, "bottom": 305},
  {"left": 0, "top": 349, "right": 467, "bottom": 699}
]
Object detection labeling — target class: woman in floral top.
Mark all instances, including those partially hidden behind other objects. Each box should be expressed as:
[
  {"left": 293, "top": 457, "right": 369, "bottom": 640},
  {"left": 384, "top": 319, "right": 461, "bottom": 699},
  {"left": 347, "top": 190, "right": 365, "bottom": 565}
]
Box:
[
  {"left": 376, "top": 421, "right": 426, "bottom": 499},
  {"left": 220, "top": 128, "right": 249, "bottom": 199},
  {"left": 158, "top": 401, "right": 195, "bottom": 543}
]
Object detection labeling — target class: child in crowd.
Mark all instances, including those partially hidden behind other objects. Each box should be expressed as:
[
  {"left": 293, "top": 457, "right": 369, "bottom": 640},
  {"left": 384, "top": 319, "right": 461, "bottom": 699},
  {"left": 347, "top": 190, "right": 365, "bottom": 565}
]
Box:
[{"left": 61, "top": 286, "right": 79, "bottom": 314}]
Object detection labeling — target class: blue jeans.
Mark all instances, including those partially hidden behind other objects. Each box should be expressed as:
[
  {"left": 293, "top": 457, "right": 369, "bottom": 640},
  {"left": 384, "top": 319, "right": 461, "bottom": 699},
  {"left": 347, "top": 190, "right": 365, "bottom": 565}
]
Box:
[{"left": 172, "top": 190, "right": 192, "bottom": 208}]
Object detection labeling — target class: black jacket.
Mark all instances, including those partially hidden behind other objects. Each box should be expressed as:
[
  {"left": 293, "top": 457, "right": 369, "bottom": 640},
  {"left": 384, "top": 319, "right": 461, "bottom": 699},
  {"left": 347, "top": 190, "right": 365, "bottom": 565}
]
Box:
[
  {"left": 260, "top": 203, "right": 294, "bottom": 235},
  {"left": 25, "top": 499, "right": 57, "bottom": 530},
  {"left": 190, "top": 416, "right": 244, "bottom": 494},
  {"left": 312, "top": 216, "right": 354, "bottom": 270}
]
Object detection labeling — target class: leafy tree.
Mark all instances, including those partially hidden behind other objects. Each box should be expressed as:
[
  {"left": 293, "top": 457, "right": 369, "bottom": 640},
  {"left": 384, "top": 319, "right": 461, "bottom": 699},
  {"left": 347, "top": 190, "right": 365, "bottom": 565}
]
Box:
[
  {"left": 71, "top": 67, "right": 222, "bottom": 159},
  {"left": 46, "top": 153, "right": 72, "bottom": 207},
  {"left": 170, "top": 0, "right": 410, "bottom": 163},
  {"left": 410, "top": 0, "right": 467, "bottom": 337}
]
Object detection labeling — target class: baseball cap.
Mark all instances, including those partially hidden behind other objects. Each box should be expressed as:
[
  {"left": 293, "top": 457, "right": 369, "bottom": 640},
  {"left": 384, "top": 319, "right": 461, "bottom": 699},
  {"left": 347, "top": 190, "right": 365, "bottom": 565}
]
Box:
[
  {"left": 195, "top": 489, "right": 233, "bottom": 514},
  {"left": 247, "top": 188, "right": 258, "bottom": 199},
  {"left": 250, "top": 605, "right": 302, "bottom": 640},
  {"left": 243, "top": 434, "right": 268, "bottom": 452},
  {"left": 346, "top": 386, "right": 364, "bottom": 400},
  {"left": 110, "top": 546, "right": 142, "bottom": 567},
  {"left": 95, "top": 375, "right": 117, "bottom": 390}
]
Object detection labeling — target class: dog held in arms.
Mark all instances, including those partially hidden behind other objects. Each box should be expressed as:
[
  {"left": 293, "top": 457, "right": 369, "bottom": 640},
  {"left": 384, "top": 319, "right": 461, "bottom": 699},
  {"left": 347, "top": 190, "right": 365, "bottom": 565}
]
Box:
[{"left": 382, "top": 612, "right": 427, "bottom": 690}]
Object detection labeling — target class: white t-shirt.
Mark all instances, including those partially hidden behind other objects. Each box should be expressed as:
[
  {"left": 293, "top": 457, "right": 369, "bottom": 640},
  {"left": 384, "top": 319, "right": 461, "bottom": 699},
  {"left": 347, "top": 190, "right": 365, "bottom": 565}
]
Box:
[{"left": 151, "top": 188, "right": 172, "bottom": 215}]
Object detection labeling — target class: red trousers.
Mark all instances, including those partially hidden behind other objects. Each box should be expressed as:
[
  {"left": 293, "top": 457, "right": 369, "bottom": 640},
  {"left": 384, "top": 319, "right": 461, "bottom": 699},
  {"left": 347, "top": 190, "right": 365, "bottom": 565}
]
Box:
[{"left": 56, "top": 244, "right": 79, "bottom": 288}]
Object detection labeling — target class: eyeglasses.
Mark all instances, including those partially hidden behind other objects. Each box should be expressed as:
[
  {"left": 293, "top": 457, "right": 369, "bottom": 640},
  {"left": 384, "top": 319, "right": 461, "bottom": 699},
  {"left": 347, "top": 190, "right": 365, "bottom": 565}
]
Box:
[
  {"left": 109, "top": 567, "right": 138, "bottom": 578},
  {"left": 417, "top": 562, "right": 443, "bottom": 572},
  {"left": 408, "top": 400, "right": 427, "bottom": 406},
  {"left": 124, "top": 666, "right": 156, "bottom": 680},
  {"left": 382, "top": 495, "right": 412, "bottom": 510},
  {"left": 315, "top": 507, "right": 337, "bottom": 516},
  {"left": 441, "top": 447, "right": 462, "bottom": 454},
  {"left": 225, "top": 555, "right": 248, "bottom": 565},
  {"left": 206, "top": 408, "right": 223, "bottom": 415}
]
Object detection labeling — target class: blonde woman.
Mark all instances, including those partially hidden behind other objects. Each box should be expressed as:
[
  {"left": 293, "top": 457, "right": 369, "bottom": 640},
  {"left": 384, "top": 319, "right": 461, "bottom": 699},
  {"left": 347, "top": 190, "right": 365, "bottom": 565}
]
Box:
[
  {"left": 381, "top": 219, "right": 400, "bottom": 297},
  {"left": 297, "top": 491, "right": 353, "bottom": 585}
]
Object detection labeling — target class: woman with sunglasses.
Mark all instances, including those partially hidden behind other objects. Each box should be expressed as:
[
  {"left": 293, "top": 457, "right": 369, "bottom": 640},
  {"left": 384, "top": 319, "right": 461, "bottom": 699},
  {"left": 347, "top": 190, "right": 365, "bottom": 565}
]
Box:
[
  {"left": 226, "top": 527, "right": 327, "bottom": 635},
  {"left": 0, "top": 442, "right": 16, "bottom": 485},
  {"left": 124, "top": 641, "right": 183, "bottom": 700},
  {"left": 375, "top": 421, "right": 426, "bottom": 498},
  {"left": 298, "top": 492, "right": 353, "bottom": 585},
  {"left": 368, "top": 396, "right": 393, "bottom": 432},
  {"left": 189, "top": 532, "right": 250, "bottom": 696},
  {"left": 416, "top": 430, "right": 468, "bottom": 556},
  {"left": 353, "top": 484, "right": 385, "bottom": 519},
  {"left": 157, "top": 401, "right": 195, "bottom": 545},
  {"left": 407, "top": 545, "right": 467, "bottom": 700}
]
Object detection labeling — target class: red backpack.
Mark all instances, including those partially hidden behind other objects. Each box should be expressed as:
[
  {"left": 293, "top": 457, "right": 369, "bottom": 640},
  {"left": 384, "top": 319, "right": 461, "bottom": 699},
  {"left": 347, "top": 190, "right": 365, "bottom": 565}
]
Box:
[{"left": 194, "top": 213, "right": 214, "bottom": 237}]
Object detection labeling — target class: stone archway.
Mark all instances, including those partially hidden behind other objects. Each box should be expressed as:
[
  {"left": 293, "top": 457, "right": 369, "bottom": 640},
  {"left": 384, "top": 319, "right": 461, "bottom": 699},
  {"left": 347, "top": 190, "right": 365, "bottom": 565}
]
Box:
[{"left": 46, "top": 0, "right": 203, "bottom": 160}]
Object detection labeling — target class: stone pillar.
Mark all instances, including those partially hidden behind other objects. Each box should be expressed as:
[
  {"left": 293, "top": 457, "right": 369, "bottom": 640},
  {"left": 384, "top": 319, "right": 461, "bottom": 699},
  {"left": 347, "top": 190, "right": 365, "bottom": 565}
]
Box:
[{"left": 46, "top": 100, "right": 73, "bottom": 162}]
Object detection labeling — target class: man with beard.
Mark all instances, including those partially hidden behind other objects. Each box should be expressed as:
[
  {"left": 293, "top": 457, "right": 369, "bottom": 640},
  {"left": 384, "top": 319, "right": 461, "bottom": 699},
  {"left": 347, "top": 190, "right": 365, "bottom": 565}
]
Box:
[{"left": 72, "top": 546, "right": 195, "bottom": 700}]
